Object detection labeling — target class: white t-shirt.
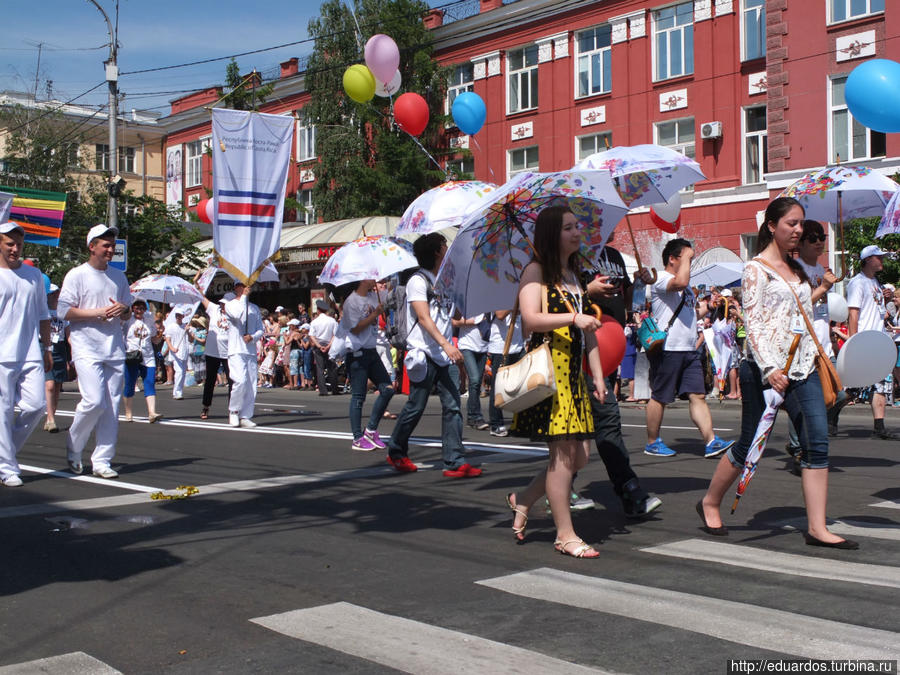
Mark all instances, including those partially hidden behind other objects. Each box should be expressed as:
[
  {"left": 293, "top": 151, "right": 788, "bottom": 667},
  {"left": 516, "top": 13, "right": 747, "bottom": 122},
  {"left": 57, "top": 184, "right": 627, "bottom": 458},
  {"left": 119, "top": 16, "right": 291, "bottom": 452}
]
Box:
[
  {"left": 205, "top": 304, "right": 230, "bottom": 359},
  {"left": 457, "top": 314, "right": 489, "bottom": 352},
  {"left": 309, "top": 312, "right": 337, "bottom": 347},
  {"left": 649, "top": 270, "right": 698, "bottom": 352},
  {"left": 797, "top": 259, "right": 833, "bottom": 358},
  {"left": 224, "top": 296, "right": 264, "bottom": 357},
  {"left": 488, "top": 312, "right": 524, "bottom": 355},
  {"left": 0, "top": 264, "right": 50, "bottom": 364},
  {"left": 165, "top": 322, "right": 189, "bottom": 359},
  {"left": 406, "top": 270, "right": 454, "bottom": 366},
  {"left": 57, "top": 262, "right": 132, "bottom": 362},
  {"left": 124, "top": 316, "right": 157, "bottom": 367},
  {"left": 847, "top": 272, "right": 887, "bottom": 334},
  {"left": 341, "top": 291, "right": 379, "bottom": 351}
]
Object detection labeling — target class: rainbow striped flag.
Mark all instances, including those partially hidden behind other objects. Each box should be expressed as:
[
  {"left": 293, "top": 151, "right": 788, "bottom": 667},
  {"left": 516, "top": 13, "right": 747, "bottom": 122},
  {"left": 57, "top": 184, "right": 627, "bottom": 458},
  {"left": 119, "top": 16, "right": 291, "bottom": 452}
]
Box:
[{"left": 0, "top": 185, "right": 67, "bottom": 247}]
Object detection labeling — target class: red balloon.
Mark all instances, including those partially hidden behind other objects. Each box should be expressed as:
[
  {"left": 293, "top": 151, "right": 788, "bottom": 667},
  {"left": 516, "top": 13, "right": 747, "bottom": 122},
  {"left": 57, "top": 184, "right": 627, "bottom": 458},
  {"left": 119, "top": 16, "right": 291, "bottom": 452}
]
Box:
[
  {"left": 650, "top": 207, "right": 681, "bottom": 233},
  {"left": 394, "top": 92, "right": 430, "bottom": 136},
  {"left": 196, "top": 198, "right": 213, "bottom": 224},
  {"left": 22, "top": 259, "right": 35, "bottom": 267},
  {"left": 595, "top": 315, "right": 627, "bottom": 377}
]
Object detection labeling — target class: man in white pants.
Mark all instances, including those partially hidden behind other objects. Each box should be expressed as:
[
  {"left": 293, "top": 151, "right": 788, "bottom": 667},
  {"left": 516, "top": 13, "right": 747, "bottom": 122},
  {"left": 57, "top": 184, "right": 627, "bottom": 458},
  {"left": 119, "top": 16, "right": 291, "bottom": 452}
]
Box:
[
  {"left": 0, "top": 222, "right": 52, "bottom": 487},
  {"left": 58, "top": 224, "right": 132, "bottom": 478},
  {"left": 225, "top": 281, "right": 263, "bottom": 428},
  {"left": 164, "top": 309, "right": 188, "bottom": 400}
]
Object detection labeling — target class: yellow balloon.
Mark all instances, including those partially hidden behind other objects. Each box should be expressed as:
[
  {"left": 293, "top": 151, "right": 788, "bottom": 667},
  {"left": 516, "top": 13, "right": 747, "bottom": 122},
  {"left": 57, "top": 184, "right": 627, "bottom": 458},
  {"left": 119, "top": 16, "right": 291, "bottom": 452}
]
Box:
[{"left": 343, "top": 64, "right": 376, "bottom": 103}]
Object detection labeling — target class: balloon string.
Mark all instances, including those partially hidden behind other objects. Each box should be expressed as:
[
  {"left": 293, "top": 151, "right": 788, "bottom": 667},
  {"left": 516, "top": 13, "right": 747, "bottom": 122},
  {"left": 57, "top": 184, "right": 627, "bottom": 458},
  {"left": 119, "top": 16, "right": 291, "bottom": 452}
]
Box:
[
  {"left": 472, "top": 136, "right": 494, "bottom": 182},
  {"left": 368, "top": 104, "right": 447, "bottom": 178}
]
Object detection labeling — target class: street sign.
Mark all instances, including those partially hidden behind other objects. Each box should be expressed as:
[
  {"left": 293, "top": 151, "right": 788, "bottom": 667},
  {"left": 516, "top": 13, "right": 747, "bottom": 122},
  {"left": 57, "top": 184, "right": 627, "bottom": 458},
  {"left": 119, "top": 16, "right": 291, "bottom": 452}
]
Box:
[{"left": 110, "top": 238, "right": 127, "bottom": 272}]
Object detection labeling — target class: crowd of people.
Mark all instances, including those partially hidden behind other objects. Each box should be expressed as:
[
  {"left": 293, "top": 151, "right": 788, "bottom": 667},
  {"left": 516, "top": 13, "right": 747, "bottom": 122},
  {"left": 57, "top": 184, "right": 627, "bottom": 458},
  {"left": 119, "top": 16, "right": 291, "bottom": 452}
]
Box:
[{"left": 2, "top": 194, "right": 895, "bottom": 556}]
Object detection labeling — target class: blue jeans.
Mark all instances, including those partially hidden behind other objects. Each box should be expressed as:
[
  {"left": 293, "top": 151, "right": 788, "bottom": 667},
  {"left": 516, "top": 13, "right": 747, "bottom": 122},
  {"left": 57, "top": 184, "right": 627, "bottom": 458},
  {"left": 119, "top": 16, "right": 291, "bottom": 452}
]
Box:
[
  {"left": 347, "top": 348, "right": 394, "bottom": 440},
  {"left": 787, "top": 357, "right": 847, "bottom": 450},
  {"left": 488, "top": 351, "right": 523, "bottom": 429},
  {"left": 462, "top": 349, "right": 487, "bottom": 424},
  {"left": 123, "top": 362, "right": 156, "bottom": 398},
  {"left": 727, "top": 360, "right": 830, "bottom": 470},
  {"left": 387, "top": 356, "right": 465, "bottom": 470}
]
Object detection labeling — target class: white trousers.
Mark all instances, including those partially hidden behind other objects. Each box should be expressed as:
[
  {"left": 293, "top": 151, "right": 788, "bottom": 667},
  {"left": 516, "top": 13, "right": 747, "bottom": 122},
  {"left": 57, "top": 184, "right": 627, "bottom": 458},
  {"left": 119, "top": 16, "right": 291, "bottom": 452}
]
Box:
[
  {"left": 228, "top": 353, "right": 257, "bottom": 419},
  {"left": 0, "top": 361, "right": 46, "bottom": 478},
  {"left": 171, "top": 355, "right": 186, "bottom": 398},
  {"left": 68, "top": 358, "right": 124, "bottom": 469}
]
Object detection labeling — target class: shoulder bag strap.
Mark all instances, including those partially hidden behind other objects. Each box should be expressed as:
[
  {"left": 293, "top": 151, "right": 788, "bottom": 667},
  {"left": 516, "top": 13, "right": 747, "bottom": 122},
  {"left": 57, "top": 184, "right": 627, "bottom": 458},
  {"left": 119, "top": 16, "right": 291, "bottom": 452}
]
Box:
[
  {"left": 500, "top": 297, "right": 519, "bottom": 365},
  {"left": 666, "top": 291, "right": 689, "bottom": 332}
]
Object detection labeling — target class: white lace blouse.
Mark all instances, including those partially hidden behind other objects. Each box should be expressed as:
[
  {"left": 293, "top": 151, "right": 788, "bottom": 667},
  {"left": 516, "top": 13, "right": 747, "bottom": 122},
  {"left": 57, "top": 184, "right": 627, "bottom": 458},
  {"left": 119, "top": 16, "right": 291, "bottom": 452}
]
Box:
[{"left": 742, "top": 260, "right": 817, "bottom": 380}]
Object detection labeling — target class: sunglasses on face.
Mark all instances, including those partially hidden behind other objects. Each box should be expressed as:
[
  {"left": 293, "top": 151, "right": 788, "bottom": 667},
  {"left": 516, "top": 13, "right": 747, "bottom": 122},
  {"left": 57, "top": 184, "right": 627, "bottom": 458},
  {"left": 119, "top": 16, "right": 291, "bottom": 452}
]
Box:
[{"left": 803, "top": 234, "right": 827, "bottom": 243}]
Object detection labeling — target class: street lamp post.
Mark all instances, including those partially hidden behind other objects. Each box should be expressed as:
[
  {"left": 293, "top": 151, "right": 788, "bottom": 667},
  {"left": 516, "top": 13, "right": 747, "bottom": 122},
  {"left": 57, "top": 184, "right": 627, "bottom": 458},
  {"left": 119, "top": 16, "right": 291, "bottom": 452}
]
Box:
[{"left": 86, "top": 0, "right": 118, "bottom": 229}]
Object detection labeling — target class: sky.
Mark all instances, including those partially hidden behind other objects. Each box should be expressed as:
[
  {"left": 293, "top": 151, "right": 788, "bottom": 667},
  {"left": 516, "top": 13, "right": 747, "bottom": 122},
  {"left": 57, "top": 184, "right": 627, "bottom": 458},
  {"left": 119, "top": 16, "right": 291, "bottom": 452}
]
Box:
[{"left": 2, "top": 0, "right": 449, "bottom": 118}]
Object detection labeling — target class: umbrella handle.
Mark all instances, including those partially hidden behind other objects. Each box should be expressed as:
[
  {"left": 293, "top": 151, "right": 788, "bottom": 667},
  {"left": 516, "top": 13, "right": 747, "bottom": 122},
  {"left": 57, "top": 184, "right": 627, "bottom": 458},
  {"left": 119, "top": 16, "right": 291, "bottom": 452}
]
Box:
[
  {"left": 730, "top": 495, "right": 741, "bottom": 514},
  {"left": 783, "top": 333, "right": 802, "bottom": 372},
  {"left": 834, "top": 195, "right": 847, "bottom": 282},
  {"left": 624, "top": 213, "right": 658, "bottom": 283},
  {"left": 588, "top": 303, "right": 603, "bottom": 320}
]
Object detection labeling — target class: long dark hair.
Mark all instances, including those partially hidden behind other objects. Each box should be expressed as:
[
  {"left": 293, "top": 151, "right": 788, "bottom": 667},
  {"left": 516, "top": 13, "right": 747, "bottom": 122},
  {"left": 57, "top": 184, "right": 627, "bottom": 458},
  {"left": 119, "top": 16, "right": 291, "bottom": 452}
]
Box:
[
  {"left": 756, "top": 196, "right": 809, "bottom": 284},
  {"left": 532, "top": 205, "right": 580, "bottom": 286}
]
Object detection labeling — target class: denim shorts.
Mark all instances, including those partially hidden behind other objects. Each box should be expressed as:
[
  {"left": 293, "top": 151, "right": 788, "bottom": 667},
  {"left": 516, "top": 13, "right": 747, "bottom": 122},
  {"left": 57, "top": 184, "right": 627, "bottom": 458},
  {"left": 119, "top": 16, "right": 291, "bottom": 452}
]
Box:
[{"left": 647, "top": 349, "right": 706, "bottom": 404}]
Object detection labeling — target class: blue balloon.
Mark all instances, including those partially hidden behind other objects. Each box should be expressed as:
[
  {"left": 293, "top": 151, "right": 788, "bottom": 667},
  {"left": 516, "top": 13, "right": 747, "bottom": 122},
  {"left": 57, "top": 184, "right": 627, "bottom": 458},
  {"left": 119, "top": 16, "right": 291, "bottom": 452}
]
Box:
[
  {"left": 451, "top": 91, "right": 486, "bottom": 136},
  {"left": 845, "top": 59, "right": 900, "bottom": 134}
]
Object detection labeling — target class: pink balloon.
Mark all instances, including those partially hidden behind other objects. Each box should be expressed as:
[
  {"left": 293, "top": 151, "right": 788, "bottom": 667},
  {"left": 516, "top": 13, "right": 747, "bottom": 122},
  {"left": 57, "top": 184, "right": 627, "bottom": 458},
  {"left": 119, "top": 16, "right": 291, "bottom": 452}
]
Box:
[{"left": 365, "top": 34, "right": 400, "bottom": 85}]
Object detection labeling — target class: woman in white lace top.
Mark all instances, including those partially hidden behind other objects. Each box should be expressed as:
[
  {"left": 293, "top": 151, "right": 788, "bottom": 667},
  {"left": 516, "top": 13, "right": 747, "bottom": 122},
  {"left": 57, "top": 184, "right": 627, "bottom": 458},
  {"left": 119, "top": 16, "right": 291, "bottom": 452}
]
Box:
[{"left": 699, "top": 197, "right": 858, "bottom": 550}]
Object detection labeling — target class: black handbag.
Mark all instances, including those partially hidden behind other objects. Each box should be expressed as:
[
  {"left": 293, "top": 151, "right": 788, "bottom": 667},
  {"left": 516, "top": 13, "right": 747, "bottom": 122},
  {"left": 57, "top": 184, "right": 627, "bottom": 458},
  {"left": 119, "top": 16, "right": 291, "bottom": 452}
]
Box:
[{"left": 125, "top": 349, "right": 142, "bottom": 364}]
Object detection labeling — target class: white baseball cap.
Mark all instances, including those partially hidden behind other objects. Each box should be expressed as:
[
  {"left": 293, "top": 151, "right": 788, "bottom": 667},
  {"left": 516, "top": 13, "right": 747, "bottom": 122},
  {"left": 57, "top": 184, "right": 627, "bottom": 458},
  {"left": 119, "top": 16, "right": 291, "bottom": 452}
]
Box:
[
  {"left": 860, "top": 244, "right": 888, "bottom": 260},
  {"left": 222, "top": 292, "right": 236, "bottom": 302},
  {"left": 86, "top": 223, "right": 118, "bottom": 246},
  {"left": 287, "top": 318, "right": 300, "bottom": 326},
  {"left": 720, "top": 288, "right": 733, "bottom": 298},
  {"left": 404, "top": 348, "right": 428, "bottom": 383},
  {"left": 0, "top": 222, "right": 24, "bottom": 236},
  {"left": 275, "top": 305, "right": 285, "bottom": 312}
]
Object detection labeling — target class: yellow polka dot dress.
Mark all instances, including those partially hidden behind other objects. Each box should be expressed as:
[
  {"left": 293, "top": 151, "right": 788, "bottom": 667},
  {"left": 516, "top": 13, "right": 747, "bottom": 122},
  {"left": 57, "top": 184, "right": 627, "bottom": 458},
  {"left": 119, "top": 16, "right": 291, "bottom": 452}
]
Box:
[{"left": 511, "top": 287, "right": 594, "bottom": 441}]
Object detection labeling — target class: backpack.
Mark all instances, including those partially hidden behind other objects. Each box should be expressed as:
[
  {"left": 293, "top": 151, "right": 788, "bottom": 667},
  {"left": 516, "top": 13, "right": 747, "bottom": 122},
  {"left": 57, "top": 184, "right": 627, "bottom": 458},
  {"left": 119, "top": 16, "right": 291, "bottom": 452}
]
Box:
[{"left": 385, "top": 269, "right": 433, "bottom": 350}]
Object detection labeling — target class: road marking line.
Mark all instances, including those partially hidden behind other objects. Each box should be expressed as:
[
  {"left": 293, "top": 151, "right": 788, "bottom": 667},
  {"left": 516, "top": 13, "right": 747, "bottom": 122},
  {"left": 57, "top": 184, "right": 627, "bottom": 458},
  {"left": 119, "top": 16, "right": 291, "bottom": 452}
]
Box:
[
  {"left": 871, "top": 500, "right": 900, "bottom": 510},
  {"left": 18, "top": 465, "right": 162, "bottom": 493},
  {"left": 621, "top": 424, "right": 732, "bottom": 432},
  {"left": 251, "top": 602, "right": 609, "bottom": 675},
  {"left": 641, "top": 538, "right": 900, "bottom": 589},
  {"left": 776, "top": 517, "right": 900, "bottom": 542},
  {"left": 477, "top": 568, "right": 899, "bottom": 661},
  {"left": 0, "top": 652, "right": 122, "bottom": 675}
]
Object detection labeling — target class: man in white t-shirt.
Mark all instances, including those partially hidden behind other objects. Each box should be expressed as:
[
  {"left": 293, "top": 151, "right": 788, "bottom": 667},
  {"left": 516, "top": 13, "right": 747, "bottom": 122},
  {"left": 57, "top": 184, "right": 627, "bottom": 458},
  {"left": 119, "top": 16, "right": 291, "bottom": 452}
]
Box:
[
  {"left": 57, "top": 224, "right": 133, "bottom": 478},
  {"left": 195, "top": 294, "right": 233, "bottom": 420},
  {"left": 385, "top": 232, "right": 481, "bottom": 478},
  {"left": 223, "top": 281, "right": 264, "bottom": 428},
  {"left": 645, "top": 238, "right": 734, "bottom": 459},
  {"left": 452, "top": 313, "right": 491, "bottom": 430},
  {"left": 847, "top": 244, "right": 900, "bottom": 440},
  {"left": 164, "top": 309, "right": 188, "bottom": 400},
  {"left": 0, "top": 222, "right": 52, "bottom": 486},
  {"left": 308, "top": 300, "right": 339, "bottom": 395}
]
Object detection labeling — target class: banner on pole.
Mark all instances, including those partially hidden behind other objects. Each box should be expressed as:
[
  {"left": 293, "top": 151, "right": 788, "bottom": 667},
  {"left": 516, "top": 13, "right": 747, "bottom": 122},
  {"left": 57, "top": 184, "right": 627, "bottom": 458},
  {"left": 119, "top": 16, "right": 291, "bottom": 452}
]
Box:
[
  {"left": 0, "top": 191, "right": 13, "bottom": 222},
  {"left": 211, "top": 109, "right": 293, "bottom": 285},
  {"left": 0, "top": 185, "right": 67, "bottom": 247}
]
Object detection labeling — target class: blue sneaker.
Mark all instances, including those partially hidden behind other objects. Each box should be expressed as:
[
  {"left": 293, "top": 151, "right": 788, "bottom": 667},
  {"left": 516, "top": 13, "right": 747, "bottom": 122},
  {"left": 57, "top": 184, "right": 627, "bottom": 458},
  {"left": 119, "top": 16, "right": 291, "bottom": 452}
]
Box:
[
  {"left": 644, "top": 439, "right": 676, "bottom": 457},
  {"left": 705, "top": 436, "right": 735, "bottom": 458}
]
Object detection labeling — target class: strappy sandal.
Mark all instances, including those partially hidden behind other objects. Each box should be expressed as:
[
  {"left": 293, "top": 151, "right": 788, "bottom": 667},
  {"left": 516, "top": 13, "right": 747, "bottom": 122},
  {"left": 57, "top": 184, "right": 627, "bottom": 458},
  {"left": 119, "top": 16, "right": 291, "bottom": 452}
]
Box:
[
  {"left": 554, "top": 538, "right": 599, "bottom": 558},
  {"left": 200, "top": 407, "right": 209, "bottom": 420},
  {"left": 505, "top": 493, "right": 528, "bottom": 543}
]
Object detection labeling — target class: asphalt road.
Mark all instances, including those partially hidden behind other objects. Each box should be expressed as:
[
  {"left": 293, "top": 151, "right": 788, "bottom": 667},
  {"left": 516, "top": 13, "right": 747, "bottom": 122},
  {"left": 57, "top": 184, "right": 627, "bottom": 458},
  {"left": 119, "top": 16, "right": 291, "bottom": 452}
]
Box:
[{"left": 1, "top": 383, "right": 898, "bottom": 674}]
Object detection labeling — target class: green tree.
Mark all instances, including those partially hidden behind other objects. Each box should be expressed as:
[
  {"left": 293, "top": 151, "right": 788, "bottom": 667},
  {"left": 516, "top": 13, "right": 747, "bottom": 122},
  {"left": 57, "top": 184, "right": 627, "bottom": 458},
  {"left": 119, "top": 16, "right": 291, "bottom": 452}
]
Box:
[
  {"left": 223, "top": 59, "right": 274, "bottom": 111},
  {"left": 305, "top": 0, "right": 448, "bottom": 221},
  {"left": 840, "top": 217, "right": 900, "bottom": 285}
]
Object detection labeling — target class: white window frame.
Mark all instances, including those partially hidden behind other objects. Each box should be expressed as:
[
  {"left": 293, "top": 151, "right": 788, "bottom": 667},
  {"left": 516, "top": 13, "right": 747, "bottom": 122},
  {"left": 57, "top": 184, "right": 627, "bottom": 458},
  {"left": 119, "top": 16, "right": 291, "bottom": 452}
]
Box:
[
  {"left": 119, "top": 146, "right": 135, "bottom": 174},
  {"left": 742, "top": 105, "right": 767, "bottom": 185},
  {"left": 741, "top": 0, "right": 766, "bottom": 61},
  {"left": 94, "top": 144, "right": 110, "bottom": 171},
  {"left": 829, "top": 74, "right": 886, "bottom": 163},
  {"left": 298, "top": 188, "right": 315, "bottom": 225},
  {"left": 654, "top": 117, "right": 695, "bottom": 158},
  {"left": 652, "top": 2, "right": 694, "bottom": 82},
  {"left": 575, "top": 25, "right": 612, "bottom": 99},
  {"left": 447, "top": 63, "right": 475, "bottom": 115},
  {"left": 185, "top": 140, "right": 203, "bottom": 188},
  {"left": 740, "top": 233, "right": 758, "bottom": 261},
  {"left": 829, "top": 0, "right": 884, "bottom": 24},
  {"left": 576, "top": 132, "right": 612, "bottom": 163},
  {"left": 446, "top": 156, "right": 475, "bottom": 179},
  {"left": 507, "top": 45, "right": 539, "bottom": 115},
  {"left": 297, "top": 121, "right": 316, "bottom": 162},
  {"left": 507, "top": 145, "right": 539, "bottom": 180}
]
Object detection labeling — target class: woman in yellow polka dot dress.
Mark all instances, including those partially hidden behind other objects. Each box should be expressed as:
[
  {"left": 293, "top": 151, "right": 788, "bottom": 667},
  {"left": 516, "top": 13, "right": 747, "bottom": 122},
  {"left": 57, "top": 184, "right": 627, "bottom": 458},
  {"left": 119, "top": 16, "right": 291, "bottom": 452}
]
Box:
[{"left": 506, "top": 206, "right": 605, "bottom": 558}]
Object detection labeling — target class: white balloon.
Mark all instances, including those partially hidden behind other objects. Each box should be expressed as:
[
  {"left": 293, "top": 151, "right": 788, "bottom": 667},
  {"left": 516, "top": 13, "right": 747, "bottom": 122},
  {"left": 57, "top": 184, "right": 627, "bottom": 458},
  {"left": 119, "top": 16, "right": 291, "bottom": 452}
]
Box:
[
  {"left": 375, "top": 70, "right": 402, "bottom": 97},
  {"left": 826, "top": 292, "right": 849, "bottom": 323},
  {"left": 650, "top": 192, "right": 682, "bottom": 222},
  {"left": 836, "top": 330, "right": 897, "bottom": 387}
]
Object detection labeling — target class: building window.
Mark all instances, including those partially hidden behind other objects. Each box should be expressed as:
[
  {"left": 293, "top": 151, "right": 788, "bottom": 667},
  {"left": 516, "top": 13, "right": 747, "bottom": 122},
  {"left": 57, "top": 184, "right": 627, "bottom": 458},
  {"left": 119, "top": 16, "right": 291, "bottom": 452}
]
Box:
[
  {"left": 742, "top": 0, "right": 765, "bottom": 61},
  {"left": 508, "top": 145, "right": 539, "bottom": 179},
  {"left": 830, "top": 0, "right": 884, "bottom": 23},
  {"left": 94, "top": 144, "right": 109, "bottom": 171},
  {"left": 653, "top": 2, "right": 694, "bottom": 81},
  {"left": 744, "top": 106, "right": 768, "bottom": 184},
  {"left": 119, "top": 147, "right": 135, "bottom": 173},
  {"left": 94, "top": 144, "right": 134, "bottom": 172},
  {"left": 577, "top": 132, "right": 612, "bottom": 162},
  {"left": 185, "top": 140, "right": 203, "bottom": 188},
  {"left": 740, "top": 233, "right": 758, "bottom": 261},
  {"left": 298, "top": 188, "right": 315, "bottom": 225},
  {"left": 576, "top": 25, "right": 612, "bottom": 98},
  {"left": 297, "top": 122, "right": 316, "bottom": 162},
  {"left": 655, "top": 118, "right": 695, "bottom": 159},
  {"left": 447, "top": 156, "right": 475, "bottom": 179},
  {"left": 507, "top": 45, "right": 539, "bottom": 114},
  {"left": 831, "top": 75, "right": 886, "bottom": 163},
  {"left": 447, "top": 63, "right": 475, "bottom": 113}
]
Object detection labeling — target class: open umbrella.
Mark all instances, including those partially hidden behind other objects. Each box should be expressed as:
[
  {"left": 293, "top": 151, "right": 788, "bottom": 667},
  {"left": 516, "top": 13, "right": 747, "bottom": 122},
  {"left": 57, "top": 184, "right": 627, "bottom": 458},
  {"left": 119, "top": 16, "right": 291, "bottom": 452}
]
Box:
[
  {"left": 576, "top": 144, "right": 706, "bottom": 280},
  {"left": 876, "top": 189, "right": 900, "bottom": 239},
  {"left": 396, "top": 180, "right": 499, "bottom": 236},
  {"left": 131, "top": 274, "right": 205, "bottom": 305},
  {"left": 318, "top": 235, "right": 417, "bottom": 287},
  {"left": 691, "top": 261, "right": 744, "bottom": 288},
  {"left": 780, "top": 165, "right": 899, "bottom": 279},
  {"left": 436, "top": 170, "right": 628, "bottom": 318}
]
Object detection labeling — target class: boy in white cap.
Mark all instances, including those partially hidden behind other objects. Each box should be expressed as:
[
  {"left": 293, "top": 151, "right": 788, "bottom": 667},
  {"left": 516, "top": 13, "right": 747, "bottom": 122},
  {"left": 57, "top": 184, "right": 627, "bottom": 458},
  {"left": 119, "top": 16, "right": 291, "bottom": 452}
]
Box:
[
  {"left": 57, "top": 224, "right": 132, "bottom": 478},
  {"left": 224, "top": 282, "right": 264, "bottom": 427},
  {"left": 0, "top": 222, "right": 52, "bottom": 486}
]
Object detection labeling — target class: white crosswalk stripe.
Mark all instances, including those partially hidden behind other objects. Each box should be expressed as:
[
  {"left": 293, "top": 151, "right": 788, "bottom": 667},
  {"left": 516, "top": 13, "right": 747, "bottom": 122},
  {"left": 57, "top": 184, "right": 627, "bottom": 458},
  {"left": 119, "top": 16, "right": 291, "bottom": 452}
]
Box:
[
  {"left": 640, "top": 537, "right": 900, "bottom": 588},
  {"left": 0, "top": 652, "right": 121, "bottom": 674},
  {"left": 251, "top": 601, "right": 612, "bottom": 674},
  {"left": 870, "top": 499, "right": 900, "bottom": 510},
  {"left": 477, "top": 567, "right": 900, "bottom": 661}
]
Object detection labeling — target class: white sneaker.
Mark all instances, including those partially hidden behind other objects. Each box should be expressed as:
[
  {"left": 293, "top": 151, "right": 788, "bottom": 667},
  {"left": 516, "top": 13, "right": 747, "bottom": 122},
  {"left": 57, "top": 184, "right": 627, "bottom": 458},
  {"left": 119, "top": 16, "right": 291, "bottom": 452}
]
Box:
[
  {"left": 66, "top": 446, "right": 83, "bottom": 475},
  {"left": 229, "top": 412, "right": 240, "bottom": 427},
  {"left": 92, "top": 466, "right": 119, "bottom": 479},
  {"left": 239, "top": 418, "right": 257, "bottom": 428},
  {"left": 2, "top": 474, "right": 23, "bottom": 487}
]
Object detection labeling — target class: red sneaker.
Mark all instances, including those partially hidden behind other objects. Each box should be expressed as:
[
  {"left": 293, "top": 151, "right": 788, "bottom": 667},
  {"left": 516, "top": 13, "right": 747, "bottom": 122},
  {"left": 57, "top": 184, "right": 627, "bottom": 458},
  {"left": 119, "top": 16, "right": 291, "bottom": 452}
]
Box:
[
  {"left": 387, "top": 455, "right": 418, "bottom": 473},
  {"left": 443, "top": 462, "right": 482, "bottom": 478}
]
